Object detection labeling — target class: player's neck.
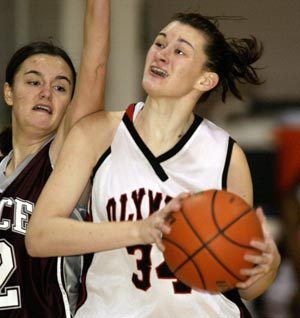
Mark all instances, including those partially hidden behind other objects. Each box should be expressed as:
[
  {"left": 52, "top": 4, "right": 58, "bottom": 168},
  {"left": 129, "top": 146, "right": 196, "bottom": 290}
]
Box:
[
  {"left": 5, "top": 130, "right": 52, "bottom": 177},
  {"left": 135, "top": 97, "right": 195, "bottom": 156}
]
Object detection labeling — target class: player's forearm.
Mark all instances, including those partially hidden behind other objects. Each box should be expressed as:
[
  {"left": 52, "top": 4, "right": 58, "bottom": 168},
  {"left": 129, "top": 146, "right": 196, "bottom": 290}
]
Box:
[
  {"left": 25, "top": 217, "right": 142, "bottom": 257},
  {"left": 76, "top": 0, "right": 110, "bottom": 104},
  {"left": 238, "top": 265, "right": 278, "bottom": 301},
  {"left": 66, "top": 0, "right": 110, "bottom": 130},
  {"left": 84, "top": 0, "right": 110, "bottom": 67}
]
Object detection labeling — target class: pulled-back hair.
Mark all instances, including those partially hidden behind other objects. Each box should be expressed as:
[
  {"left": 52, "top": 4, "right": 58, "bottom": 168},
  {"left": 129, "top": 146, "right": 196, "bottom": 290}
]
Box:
[
  {"left": 5, "top": 41, "right": 77, "bottom": 96},
  {"left": 172, "top": 13, "right": 263, "bottom": 102}
]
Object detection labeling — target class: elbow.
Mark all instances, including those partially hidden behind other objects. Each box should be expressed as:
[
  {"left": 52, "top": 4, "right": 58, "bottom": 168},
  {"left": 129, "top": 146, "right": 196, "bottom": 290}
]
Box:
[{"left": 25, "top": 227, "right": 46, "bottom": 257}]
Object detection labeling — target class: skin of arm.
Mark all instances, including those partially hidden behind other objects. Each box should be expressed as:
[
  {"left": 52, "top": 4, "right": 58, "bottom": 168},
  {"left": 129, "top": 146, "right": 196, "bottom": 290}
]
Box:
[
  {"left": 25, "top": 111, "right": 180, "bottom": 257},
  {"left": 50, "top": 0, "right": 110, "bottom": 163},
  {"left": 227, "top": 143, "right": 281, "bottom": 301}
]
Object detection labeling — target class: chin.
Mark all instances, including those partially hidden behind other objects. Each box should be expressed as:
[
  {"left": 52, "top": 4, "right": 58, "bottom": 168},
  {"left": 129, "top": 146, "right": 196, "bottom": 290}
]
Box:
[
  {"left": 142, "top": 78, "right": 163, "bottom": 98},
  {"left": 29, "top": 119, "right": 56, "bottom": 134}
]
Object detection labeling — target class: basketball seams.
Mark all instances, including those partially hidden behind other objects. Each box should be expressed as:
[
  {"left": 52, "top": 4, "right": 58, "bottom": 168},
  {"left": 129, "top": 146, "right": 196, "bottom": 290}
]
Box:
[
  {"left": 212, "top": 191, "right": 257, "bottom": 250},
  {"left": 163, "top": 189, "right": 263, "bottom": 293},
  {"left": 163, "top": 237, "right": 207, "bottom": 289},
  {"left": 179, "top": 191, "right": 244, "bottom": 282}
]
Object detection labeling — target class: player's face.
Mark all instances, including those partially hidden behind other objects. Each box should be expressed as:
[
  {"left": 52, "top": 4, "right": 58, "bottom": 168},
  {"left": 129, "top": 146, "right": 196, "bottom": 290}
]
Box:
[
  {"left": 4, "top": 54, "right": 73, "bottom": 135},
  {"left": 142, "top": 21, "right": 208, "bottom": 99}
]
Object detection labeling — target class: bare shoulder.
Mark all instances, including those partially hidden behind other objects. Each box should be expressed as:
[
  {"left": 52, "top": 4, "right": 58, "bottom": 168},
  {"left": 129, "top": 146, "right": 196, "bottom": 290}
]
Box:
[
  {"left": 231, "top": 143, "right": 248, "bottom": 162},
  {"left": 76, "top": 110, "right": 123, "bottom": 136},
  {"left": 227, "top": 142, "right": 253, "bottom": 206},
  {"left": 71, "top": 110, "right": 124, "bottom": 160}
]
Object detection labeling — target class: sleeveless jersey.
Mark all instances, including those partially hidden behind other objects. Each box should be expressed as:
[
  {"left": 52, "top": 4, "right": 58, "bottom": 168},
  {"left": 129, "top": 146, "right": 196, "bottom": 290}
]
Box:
[
  {"left": 0, "top": 141, "right": 73, "bottom": 318},
  {"left": 76, "top": 103, "right": 252, "bottom": 318}
]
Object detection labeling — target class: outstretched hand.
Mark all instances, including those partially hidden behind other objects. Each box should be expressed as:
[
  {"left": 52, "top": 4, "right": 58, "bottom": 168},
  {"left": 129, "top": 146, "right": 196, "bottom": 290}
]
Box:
[
  {"left": 236, "top": 207, "right": 281, "bottom": 290},
  {"left": 138, "top": 193, "right": 190, "bottom": 251}
]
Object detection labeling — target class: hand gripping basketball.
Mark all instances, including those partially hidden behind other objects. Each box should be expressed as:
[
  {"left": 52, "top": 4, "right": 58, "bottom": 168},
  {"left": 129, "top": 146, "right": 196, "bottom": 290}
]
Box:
[
  {"left": 139, "top": 193, "right": 189, "bottom": 251},
  {"left": 162, "top": 189, "right": 264, "bottom": 293}
]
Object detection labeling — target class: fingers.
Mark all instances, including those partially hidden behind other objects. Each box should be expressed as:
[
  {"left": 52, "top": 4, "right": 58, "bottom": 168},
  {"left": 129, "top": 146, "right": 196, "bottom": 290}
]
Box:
[
  {"left": 155, "top": 234, "right": 165, "bottom": 252},
  {"left": 156, "top": 192, "right": 191, "bottom": 231},
  {"left": 250, "top": 238, "right": 270, "bottom": 251},
  {"left": 146, "top": 192, "right": 191, "bottom": 251},
  {"left": 244, "top": 252, "right": 271, "bottom": 268},
  {"left": 236, "top": 274, "right": 261, "bottom": 289},
  {"left": 159, "top": 192, "right": 190, "bottom": 217},
  {"left": 139, "top": 192, "right": 192, "bottom": 251},
  {"left": 236, "top": 220, "right": 281, "bottom": 290},
  {"left": 255, "top": 206, "right": 265, "bottom": 224},
  {"left": 240, "top": 264, "right": 268, "bottom": 277},
  {"left": 151, "top": 222, "right": 171, "bottom": 252},
  {"left": 249, "top": 211, "right": 281, "bottom": 271},
  {"left": 160, "top": 199, "right": 180, "bottom": 217},
  {"left": 255, "top": 207, "right": 272, "bottom": 240}
]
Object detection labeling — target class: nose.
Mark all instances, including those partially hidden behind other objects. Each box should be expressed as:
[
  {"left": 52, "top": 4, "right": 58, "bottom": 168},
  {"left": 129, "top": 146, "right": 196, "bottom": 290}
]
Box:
[
  {"left": 156, "top": 47, "right": 170, "bottom": 64},
  {"left": 39, "top": 85, "right": 52, "bottom": 100}
]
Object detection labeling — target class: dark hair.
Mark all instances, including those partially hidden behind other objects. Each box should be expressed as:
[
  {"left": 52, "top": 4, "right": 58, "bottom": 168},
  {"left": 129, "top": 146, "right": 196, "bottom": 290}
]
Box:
[
  {"left": 0, "top": 126, "right": 12, "bottom": 157},
  {"left": 172, "top": 13, "right": 263, "bottom": 102},
  {"left": 5, "top": 41, "right": 77, "bottom": 96}
]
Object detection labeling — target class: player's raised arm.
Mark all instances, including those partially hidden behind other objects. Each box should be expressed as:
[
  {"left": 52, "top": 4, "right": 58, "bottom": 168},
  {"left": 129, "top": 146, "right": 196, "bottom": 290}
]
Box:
[
  {"left": 227, "top": 143, "right": 281, "bottom": 300},
  {"left": 51, "top": 0, "right": 110, "bottom": 162},
  {"left": 68, "top": 0, "right": 110, "bottom": 121}
]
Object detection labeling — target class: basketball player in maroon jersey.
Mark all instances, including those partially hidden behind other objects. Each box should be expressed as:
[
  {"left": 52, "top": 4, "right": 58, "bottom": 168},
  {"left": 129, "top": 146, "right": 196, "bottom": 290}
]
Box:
[
  {"left": 27, "top": 12, "right": 280, "bottom": 318},
  {"left": 0, "top": 0, "right": 109, "bottom": 317}
]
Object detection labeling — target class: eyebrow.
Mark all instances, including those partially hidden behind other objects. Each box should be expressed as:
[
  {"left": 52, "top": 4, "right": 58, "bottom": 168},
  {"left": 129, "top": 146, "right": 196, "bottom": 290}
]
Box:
[
  {"left": 157, "top": 32, "right": 195, "bottom": 50},
  {"left": 24, "top": 70, "right": 72, "bottom": 85}
]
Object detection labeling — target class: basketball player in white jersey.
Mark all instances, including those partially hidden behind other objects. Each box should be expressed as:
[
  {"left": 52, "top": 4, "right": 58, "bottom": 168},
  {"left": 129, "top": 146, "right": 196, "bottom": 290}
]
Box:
[{"left": 26, "top": 13, "right": 280, "bottom": 318}]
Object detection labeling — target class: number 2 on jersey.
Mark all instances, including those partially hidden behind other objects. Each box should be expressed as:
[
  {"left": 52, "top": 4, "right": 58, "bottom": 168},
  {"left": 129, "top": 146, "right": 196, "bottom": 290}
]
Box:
[
  {"left": 126, "top": 245, "right": 191, "bottom": 293},
  {"left": 0, "top": 240, "right": 21, "bottom": 310}
]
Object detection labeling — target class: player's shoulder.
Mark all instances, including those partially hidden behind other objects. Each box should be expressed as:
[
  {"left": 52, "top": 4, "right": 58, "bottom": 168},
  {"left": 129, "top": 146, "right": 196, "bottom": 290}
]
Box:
[
  {"left": 201, "top": 117, "right": 230, "bottom": 137},
  {"left": 231, "top": 143, "right": 247, "bottom": 164},
  {"left": 79, "top": 110, "right": 123, "bottom": 128},
  {"left": 73, "top": 110, "right": 123, "bottom": 137},
  {"left": 67, "top": 110, "right": 124, "bottom": 160}
]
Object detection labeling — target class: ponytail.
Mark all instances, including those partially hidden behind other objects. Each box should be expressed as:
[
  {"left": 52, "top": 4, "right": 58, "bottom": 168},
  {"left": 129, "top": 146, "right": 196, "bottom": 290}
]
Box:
[
  {"left": 172, "top": 13, "right": 264, "bottom": 102},
  {"left": 223, "top": 36, "right": 263, "bottom": 101}
]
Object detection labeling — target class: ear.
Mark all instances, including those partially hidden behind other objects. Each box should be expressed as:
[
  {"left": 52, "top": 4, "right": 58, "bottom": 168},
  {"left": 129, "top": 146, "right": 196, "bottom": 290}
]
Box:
[
  {"left": 4, "top": 82, "right": 14, "bottom": 106},
  {"left": 193, "top": 71, "right": 219, "bottom": 93}
]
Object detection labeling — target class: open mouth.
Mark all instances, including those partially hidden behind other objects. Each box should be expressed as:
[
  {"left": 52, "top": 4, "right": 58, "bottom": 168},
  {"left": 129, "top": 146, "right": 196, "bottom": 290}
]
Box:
[
  {"left": 32, "top": 105, "right": 53, "bottom": 114},
  {"left": 150, "top": 66, "right": 168, "bottom": 78}
]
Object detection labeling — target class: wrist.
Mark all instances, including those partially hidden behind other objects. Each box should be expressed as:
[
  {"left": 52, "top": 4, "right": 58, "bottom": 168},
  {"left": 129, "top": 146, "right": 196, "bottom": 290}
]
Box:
[{"left": 132, "top": 220, "right": 144, "bottom": 245}]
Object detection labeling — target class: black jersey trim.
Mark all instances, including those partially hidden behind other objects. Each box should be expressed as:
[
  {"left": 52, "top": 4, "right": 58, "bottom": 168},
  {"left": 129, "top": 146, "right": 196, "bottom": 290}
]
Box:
[
  {"left": 122, "top": 112, "right": 203, "bottom": 182},
  {"left": 123, "top": 113, "right": 169, "bottom": 182},
  {"left": 222, "top": 137, "right": 235, "bottom": 189},
  {"left": 92, "top": 147, "right": 111, "bottom": 181},
  {"left": 223, "top": 289, "right": 253, "bottom": 317},
  {"left": 157, "top": 115, "right": 203, "bottom": 162}
]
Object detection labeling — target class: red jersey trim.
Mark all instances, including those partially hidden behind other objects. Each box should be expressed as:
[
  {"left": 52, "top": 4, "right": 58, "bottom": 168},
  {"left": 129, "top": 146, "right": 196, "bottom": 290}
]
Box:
[{"left": 125, "top": 103, "right": 136, "bottom": 121}]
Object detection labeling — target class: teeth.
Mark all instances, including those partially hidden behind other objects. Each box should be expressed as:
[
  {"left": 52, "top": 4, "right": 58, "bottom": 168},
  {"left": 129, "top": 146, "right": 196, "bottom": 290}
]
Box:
[
  {"left": 151, "top": 66, "right": 168, "bottom": 78},
  {"left": 33, "top": 105, "right": 52, "bottom": 114}
]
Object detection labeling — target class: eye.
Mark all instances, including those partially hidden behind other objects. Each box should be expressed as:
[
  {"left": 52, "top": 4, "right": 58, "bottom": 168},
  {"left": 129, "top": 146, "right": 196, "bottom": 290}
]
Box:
[
  {"left": 175, "top": 49, "right": 184, "bottom": 55},
  {"left": 155, "top": 41, "right": 165, "bottom": 49},
  {"left": 27, "top": 80, "right": 40, "bottom": 86},
  {"left": 53, "top": 85, "right": 66, "bottom": 93}
]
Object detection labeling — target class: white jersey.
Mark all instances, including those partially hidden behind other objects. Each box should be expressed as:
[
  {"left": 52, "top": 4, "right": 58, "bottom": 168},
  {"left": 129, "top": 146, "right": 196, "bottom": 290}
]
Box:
[{"left": 76, "top": 103, "right": 251, "bottom": 318}]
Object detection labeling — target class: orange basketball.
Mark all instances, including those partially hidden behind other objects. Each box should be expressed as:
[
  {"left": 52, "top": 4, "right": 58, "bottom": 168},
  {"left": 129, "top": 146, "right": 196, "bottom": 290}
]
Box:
[{"left": 162, "top": 189, "right": 264, "bottom": 293}]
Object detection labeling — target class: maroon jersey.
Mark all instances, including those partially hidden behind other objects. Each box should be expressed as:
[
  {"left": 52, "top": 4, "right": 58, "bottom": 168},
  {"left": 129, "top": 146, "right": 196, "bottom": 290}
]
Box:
[{"left": 0, "top": 142, "right": 71, "bottom": 318}]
